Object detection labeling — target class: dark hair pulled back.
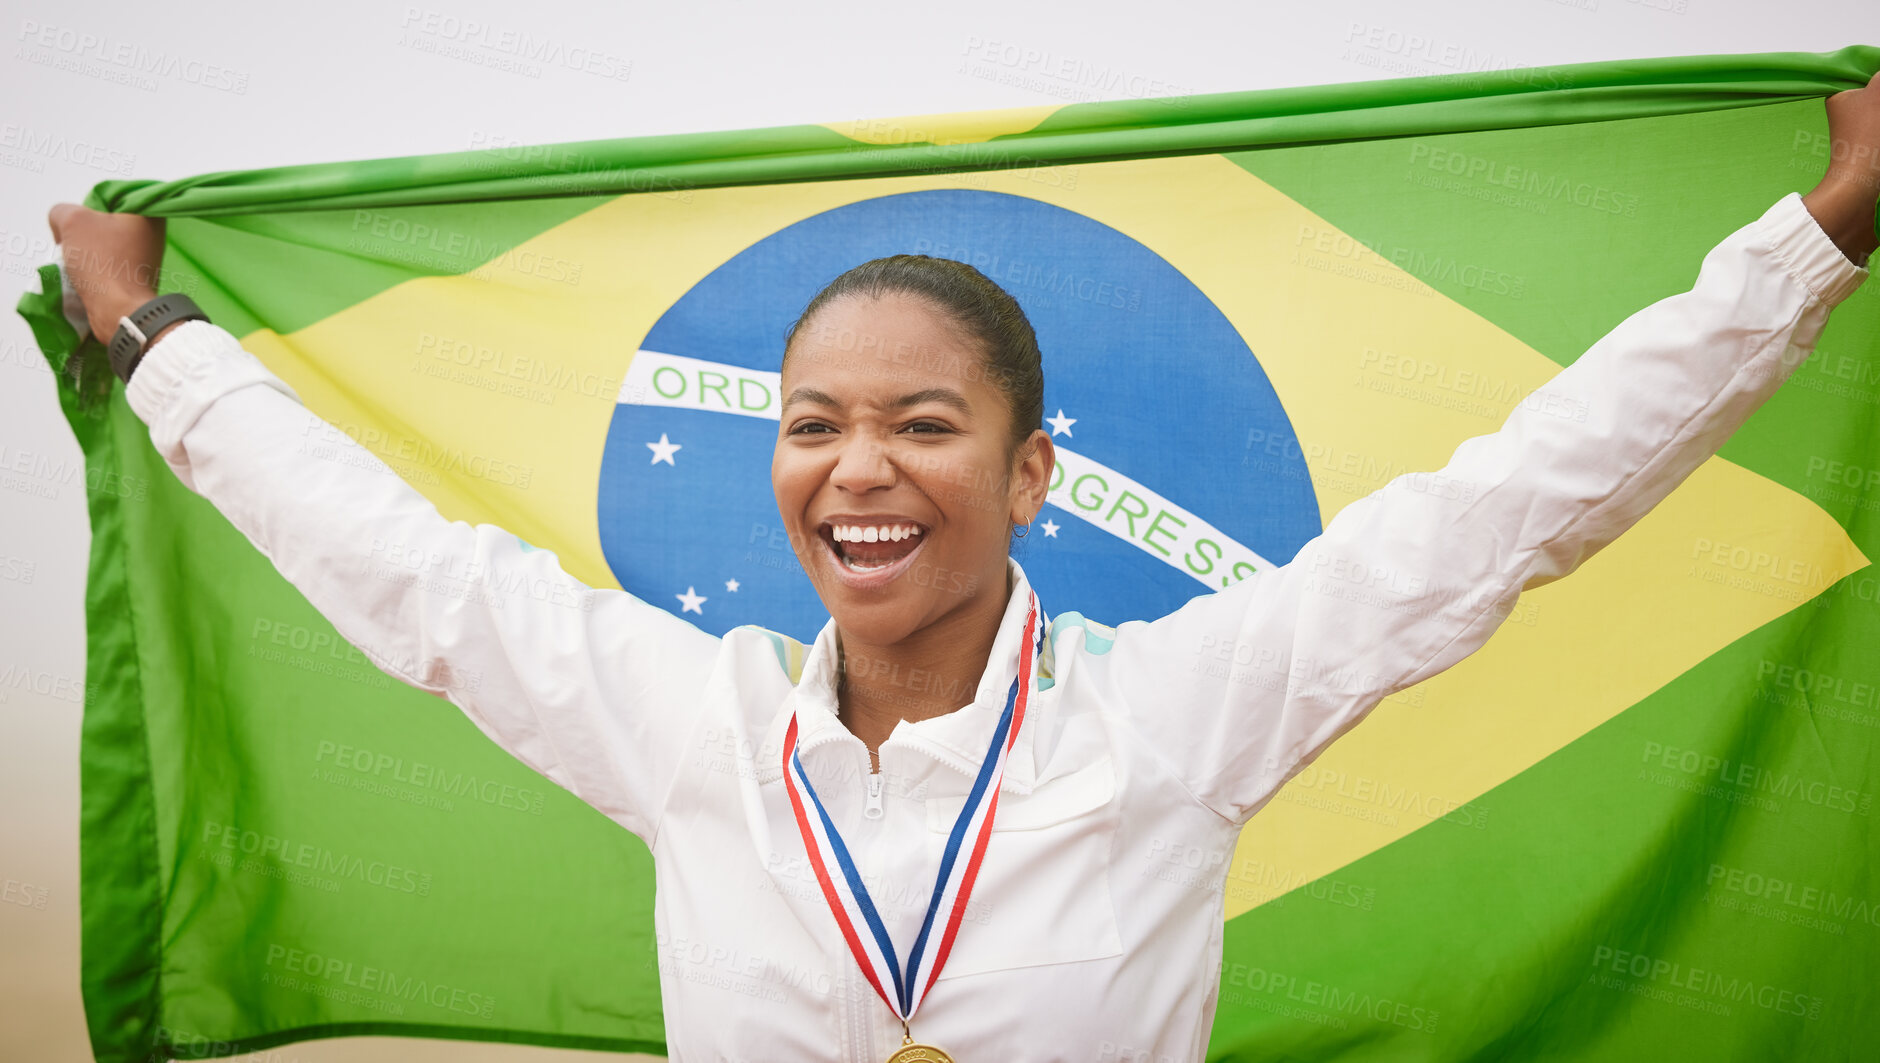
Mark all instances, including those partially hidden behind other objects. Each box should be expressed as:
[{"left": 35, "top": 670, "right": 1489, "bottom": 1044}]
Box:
[{"left": 781, "top": 254, "right": 1045, "bottom": 460}]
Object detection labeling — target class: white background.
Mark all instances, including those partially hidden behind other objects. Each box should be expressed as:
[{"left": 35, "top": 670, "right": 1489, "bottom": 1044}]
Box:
[{"left": 2, "top": 1, "right": 1872, "bottom": 1059}]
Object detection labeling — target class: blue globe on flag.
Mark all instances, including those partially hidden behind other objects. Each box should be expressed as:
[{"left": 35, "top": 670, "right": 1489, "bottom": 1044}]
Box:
[{"left": 597, "top": 188, "right": 1322, "bottom": 644}]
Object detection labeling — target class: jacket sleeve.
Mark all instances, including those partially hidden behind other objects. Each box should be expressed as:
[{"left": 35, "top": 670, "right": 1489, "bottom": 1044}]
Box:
[
  {"left": 124, "top": 321, "right": 726, "bottom": 842},
  {"left": 1095, "top": 191, "right": 1871, "bottom": 826}
]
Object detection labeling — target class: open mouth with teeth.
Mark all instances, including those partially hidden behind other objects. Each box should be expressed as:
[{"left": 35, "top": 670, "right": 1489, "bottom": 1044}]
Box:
[{"left": 820, "top": 521, "right": 929, "bottom": 573}]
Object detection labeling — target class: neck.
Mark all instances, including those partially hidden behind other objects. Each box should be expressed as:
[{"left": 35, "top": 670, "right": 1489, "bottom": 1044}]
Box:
[{"left": 837, "top": 564, "right": 1016, "bottom": 770}]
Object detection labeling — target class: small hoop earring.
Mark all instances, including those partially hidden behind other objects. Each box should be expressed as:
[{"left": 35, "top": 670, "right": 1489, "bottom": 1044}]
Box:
[{"left": 1013, "top": 522, "right": 1029, "bottom": 538}]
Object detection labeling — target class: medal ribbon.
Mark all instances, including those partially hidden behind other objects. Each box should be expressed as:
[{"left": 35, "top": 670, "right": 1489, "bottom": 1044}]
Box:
[{"left": 781, "top": 590, "right": 1042, "bottom": 1022}]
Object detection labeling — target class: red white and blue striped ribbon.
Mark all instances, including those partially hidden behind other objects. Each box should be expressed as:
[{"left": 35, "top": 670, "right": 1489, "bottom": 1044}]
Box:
[{"left": 780, "top": 589, "right": 1042, "bottom": 1022}]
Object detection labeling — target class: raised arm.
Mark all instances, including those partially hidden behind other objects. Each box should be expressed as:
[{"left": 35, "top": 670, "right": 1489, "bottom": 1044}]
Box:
[
  {"left": 1092, "top": 82, "right": 1879, "bottom": 825},
  {"left": 48, "top": 206, "right": 726, "bottom": 843}
]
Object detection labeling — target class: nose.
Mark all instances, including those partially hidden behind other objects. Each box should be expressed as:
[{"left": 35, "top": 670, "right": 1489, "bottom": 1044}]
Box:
[{"left": 829, "top": 432, "right": 897, "bottom": 493}]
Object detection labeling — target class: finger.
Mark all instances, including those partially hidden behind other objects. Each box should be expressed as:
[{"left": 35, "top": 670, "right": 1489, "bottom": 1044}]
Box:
[{"left": 47, "top": 202, "right": 78, "bottom": 244}]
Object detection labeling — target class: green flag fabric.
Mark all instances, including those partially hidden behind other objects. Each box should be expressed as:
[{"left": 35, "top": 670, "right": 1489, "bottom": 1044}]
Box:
[{"left": 18, "top": 45, "right": 1880, "bottom": 1062}]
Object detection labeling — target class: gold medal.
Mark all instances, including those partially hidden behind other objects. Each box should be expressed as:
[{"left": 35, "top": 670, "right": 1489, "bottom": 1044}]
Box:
[{"left": 885, "top": 1032, "right": 954, "bottom": 1063}]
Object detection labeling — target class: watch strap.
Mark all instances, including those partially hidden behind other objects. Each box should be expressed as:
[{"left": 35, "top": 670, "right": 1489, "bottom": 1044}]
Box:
[{"left": 109, "top": 293, "right": 210, "bottom": 384}]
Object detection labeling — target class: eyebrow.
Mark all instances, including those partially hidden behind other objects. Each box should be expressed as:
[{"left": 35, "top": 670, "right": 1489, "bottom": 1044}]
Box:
[{"left": 782, "top": 386, "right": 974, "bottom": 417}]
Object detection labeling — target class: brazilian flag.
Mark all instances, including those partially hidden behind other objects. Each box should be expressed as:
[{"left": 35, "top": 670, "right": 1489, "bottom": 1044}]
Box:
[{"left": 18, "top": 44, "right": 1880, "bottom": 1062}]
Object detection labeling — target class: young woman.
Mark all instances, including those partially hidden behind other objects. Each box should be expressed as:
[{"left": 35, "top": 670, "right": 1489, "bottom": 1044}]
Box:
[{"left": 46, "top": 74, "right": 1879, "bottom": 1062}]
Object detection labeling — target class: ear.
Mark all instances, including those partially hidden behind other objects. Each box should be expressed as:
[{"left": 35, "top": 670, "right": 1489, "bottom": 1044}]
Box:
[{"left": 1011, "top": 428, "right": 1055, "bottom": 522}]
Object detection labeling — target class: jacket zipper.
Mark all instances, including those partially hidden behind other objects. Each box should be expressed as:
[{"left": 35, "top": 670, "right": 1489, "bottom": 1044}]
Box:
[{"left": 864, "top": 771, "right": 885, "bottom": 819}]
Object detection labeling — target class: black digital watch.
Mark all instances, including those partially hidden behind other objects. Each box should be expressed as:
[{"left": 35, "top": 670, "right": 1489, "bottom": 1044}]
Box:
[{"left": 108, "top": 293, "right": 210, "bottom": 384}]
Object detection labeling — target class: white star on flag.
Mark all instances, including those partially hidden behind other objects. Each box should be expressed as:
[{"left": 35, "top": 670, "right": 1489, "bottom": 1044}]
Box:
[
  {"left": 676, "top": 586, "right": 707, "bottom": 614},
  {"left": 1046, "top": 409, "right": 1077, "bottom": 437},
  {"left": 1040, "top": 518, "right": 1061, "bottom": 537},
  {"left": 647, "top": 433, "right": 682, "bottom": 465},
  {"left": 725, "top": 579, "right": 740, "bottom": 592}
]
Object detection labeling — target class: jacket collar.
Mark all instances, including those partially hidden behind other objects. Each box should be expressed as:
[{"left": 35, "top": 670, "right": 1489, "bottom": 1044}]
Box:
[{"left": 758, "top": 556, "right": 1050, "bottom": 795}]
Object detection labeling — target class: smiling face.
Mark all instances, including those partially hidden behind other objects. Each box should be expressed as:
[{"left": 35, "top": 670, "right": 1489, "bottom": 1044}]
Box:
[{"left": 772, "top": 290, "right": 1051, "bottom": 646}]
